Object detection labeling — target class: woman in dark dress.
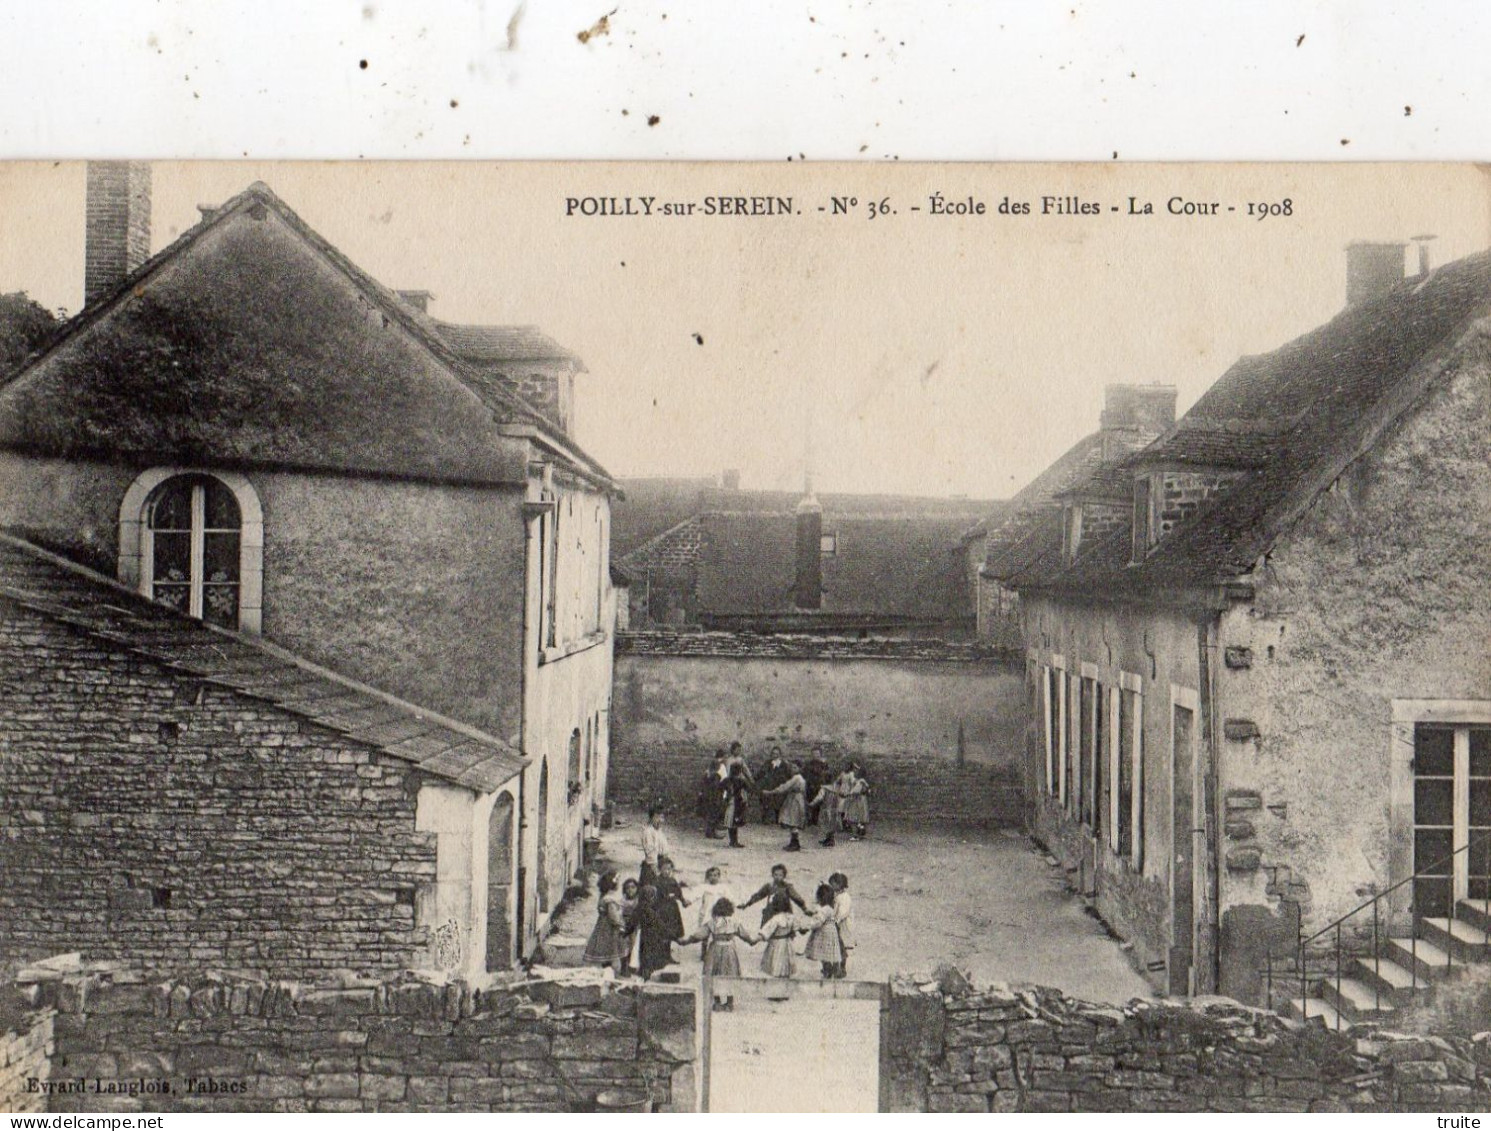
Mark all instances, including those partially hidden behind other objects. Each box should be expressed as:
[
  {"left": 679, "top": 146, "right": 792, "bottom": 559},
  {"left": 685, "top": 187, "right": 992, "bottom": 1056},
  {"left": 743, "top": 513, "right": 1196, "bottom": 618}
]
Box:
[
  {"left": 654, "top": 856, "right": 689, "bottom": 945},
  {"left": 634, "top": 884, "right": 676, "bottom": 980}
]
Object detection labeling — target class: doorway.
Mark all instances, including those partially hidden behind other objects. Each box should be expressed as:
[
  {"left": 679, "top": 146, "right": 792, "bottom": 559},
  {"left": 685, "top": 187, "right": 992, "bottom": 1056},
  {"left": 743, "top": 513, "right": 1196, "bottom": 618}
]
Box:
[
  {"left": 1170, "top": 697, "right": 1196, "bottom": 997},
  {"left": 537, "top": 761, "right": 550, "bottom": 915},
  {"left": 486, "top": 791, "right": 515, "bottom": 970}
]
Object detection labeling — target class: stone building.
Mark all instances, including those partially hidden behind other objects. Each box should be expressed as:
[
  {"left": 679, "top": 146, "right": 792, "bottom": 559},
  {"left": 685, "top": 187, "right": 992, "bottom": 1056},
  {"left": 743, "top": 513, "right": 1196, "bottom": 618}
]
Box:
[
  {"left": 987, "top": 243, "right": 1491, "bottom": 1008},
  {"left": 0, "top": 165, "right": 619, "bottom": 973}
]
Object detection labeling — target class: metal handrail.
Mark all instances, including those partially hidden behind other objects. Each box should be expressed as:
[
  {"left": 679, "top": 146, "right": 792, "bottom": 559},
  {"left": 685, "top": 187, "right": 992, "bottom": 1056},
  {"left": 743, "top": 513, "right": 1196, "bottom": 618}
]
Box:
[
  {"left": 1300, "top": 828, "right": 1491, "bottom": 948},
  {"left": 1266, "top": 828, "right": 1491, "bottom": 1028}
]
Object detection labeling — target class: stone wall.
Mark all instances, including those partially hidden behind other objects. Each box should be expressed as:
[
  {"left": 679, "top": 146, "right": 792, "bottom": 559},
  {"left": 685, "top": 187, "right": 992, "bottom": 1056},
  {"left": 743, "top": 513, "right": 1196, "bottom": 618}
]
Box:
[
  {"left": 0, "top": 599, "right": 437, "bottom": 978},
  {"left": 617, "top": 630, "right": 1007, "bottom": 663},
  {"left": 1, "top": 1006, "right": 54, "bottom": 1114},
  {"left": 884, "top": 976, "right": 1491, "bottom": 1113},
  {"left": 10, "top": 963, "right": 695, "bottom": 1113},
  {"left": 611, "top": 639, "right": 1025, "bottom": 826}
]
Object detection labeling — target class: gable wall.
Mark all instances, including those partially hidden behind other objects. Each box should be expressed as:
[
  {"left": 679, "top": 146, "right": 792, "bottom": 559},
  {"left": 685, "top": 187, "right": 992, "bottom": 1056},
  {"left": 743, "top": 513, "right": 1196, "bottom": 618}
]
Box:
[
  {"left": 1214, "top": 341, "right": 1491, "bottom": 1001},
  {"left": 0, "top": 455, "right": 528, "bottom": 744}
]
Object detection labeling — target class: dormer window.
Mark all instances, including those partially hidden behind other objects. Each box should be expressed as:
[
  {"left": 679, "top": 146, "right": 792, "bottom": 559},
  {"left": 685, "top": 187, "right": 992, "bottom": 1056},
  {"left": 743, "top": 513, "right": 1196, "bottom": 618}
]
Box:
[
  {"left": 1132, "top": 475, "right": 1160, "bottom": 562},
  {"left": 1062, "top": 504, "right": 1083, "bottom": 566}
]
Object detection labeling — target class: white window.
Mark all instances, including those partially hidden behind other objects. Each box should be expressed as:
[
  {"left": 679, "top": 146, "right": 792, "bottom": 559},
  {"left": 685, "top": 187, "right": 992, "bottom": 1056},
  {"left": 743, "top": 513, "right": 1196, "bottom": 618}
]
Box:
[
  {"left": 119, "top": 468, "right": 263, "bottom": 633},
  {"left": 1044, "top": 655, "right": 1068, "bottom": 803},
  {"left": 820, "top": 531, "right": 838, "bottom": 557}
]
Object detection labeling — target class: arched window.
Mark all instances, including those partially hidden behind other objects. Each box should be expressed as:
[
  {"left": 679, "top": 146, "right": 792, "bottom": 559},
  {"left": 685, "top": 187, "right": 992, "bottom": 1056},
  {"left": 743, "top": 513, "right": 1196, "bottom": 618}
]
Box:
[
  {"left": 119, "top": 468, "right": 264, "bottom": 632},
  {"left": 145, "top": 475, "right": 241, "bottom": 626}
]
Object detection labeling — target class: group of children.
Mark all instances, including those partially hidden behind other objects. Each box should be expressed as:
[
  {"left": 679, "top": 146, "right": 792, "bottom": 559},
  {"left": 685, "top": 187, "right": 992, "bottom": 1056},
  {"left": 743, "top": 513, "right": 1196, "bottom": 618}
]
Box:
[
  {"left": 582, "top": 858, "right": 855, "bottom": 986},
  {"left": 698, "top": 746, "right": 872, "bottom": 852}
]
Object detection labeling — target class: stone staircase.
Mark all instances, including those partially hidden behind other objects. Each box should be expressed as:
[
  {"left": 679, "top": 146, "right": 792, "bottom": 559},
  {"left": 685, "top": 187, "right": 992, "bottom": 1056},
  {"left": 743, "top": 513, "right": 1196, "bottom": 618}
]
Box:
[{"left": 1284, "top": 897, "right": 1491, "bottom": 1031}]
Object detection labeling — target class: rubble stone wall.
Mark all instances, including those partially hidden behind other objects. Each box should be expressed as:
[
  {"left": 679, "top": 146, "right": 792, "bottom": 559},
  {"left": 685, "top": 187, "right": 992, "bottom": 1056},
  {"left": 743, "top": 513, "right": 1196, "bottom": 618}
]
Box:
[
  {"left": 9, "top": 965, "right": 695, "bottom": 1114},
  {"left": 1, "top": 1008, "right": 54, "bottom": 1114},
  {"left": 611, "top": 644, "right": 1025, "bottom": 825},
  {"left": 0, "top": 601, "right": 437, "bottom": 978},
  {"left": 884, "top": 978, "right": 1491, "bottom": 1113}
]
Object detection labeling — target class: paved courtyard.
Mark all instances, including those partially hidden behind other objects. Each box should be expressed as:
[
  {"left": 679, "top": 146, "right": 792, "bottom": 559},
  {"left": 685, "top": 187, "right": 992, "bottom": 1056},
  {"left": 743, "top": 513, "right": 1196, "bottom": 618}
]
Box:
[{"left": 552, "top": 808, "right": 1155, "bottom": 1007}]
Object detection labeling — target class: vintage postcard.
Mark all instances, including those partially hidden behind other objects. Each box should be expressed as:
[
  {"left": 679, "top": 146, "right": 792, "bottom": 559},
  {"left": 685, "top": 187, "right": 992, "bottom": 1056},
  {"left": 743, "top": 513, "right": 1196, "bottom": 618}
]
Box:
[{"left": 1, "top": 160, "right": 1489, "bottom": 1116}]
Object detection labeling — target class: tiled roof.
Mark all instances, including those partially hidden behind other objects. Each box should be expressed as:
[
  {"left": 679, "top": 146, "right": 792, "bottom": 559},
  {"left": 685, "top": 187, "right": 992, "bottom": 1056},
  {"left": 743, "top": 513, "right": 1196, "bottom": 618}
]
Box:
[
  {"left": 693, "top": 511, "right": 971, "bottom": 622},
  {"left": 0, "top": 534, "right": 527, "bottom": 793},
  {"left": 999, "top": 249, "right": 1491, "bottom": 599},
  {"left": 431, "top": 322, "right": 582, "bottom": 365}
]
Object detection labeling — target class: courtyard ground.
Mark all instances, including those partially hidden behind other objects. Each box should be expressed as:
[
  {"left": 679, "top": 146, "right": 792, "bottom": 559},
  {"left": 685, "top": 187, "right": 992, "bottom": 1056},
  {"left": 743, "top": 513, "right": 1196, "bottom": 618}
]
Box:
[{"left": 550, "top": 808, "right": 1155, "bottom": 1007}]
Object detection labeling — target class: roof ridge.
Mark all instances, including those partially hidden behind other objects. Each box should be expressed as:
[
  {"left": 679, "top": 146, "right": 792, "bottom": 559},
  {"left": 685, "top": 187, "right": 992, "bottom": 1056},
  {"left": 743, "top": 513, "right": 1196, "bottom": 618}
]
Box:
[
  {"left": 0, "top": 532, "right": 524, "bottom": 771},
  {"left": 619, "top": 513, "right": 702, "bottom": 567},
  {"left": 1, "top": 180, "right": 615, "bottom": 490}
]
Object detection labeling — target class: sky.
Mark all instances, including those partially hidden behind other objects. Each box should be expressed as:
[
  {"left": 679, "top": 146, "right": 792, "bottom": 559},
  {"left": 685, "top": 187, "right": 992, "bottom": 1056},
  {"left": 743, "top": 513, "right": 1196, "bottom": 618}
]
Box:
[{"left": 0, "top": 161, "right": 1487, "bottom": 499}]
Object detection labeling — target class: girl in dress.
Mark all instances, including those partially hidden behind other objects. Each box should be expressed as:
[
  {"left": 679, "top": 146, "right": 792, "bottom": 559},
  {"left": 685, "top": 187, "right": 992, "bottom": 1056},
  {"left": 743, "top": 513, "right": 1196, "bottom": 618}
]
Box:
[
  {"left": 802, "top": 883, "right": 845, "bottom": 980},
  {"left": 830, "top": 872, "right": 853, "bottom": 978},
  {"left": 582, "top": 870, "right": 630, "bottom": 974},
  {"left": 843, "top": 763, "right": 871, "bottom": 840},
  {"left": 681, "top": 897, "right": 762, "bottom": 978},
  {"left": 620, "top": 878, "right": 641, "bottom": 976},
  {"left": 758, "top": 904, "right": 803, "bottom": 979},
  {"left": 811, "top": 774, "right": 845, "bottom": 847},
  {"left": 694, "top": 865, "right": 730, "bottom": 930},
  {"left": 762, "top": 763, "right": 808, "bottom": 851}
]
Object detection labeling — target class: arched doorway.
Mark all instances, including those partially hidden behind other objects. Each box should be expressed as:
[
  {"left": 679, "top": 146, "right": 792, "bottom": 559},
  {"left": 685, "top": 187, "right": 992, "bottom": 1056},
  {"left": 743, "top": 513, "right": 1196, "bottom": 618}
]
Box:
[
  {"left": 485, "top": 792, "right": 515, "bottom": 970},
  {"left": 537, "top": 761, "right": 550, "bottom": 914}
]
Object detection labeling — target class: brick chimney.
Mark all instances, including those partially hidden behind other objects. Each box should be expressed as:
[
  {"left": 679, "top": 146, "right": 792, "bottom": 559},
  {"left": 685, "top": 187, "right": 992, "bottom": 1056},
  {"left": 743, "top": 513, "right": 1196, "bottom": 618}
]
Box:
[
  {"left": 1345, "top": 241, "right": 1406, "bottom": 307},
  {"left": 84, "top": 162, "right": 152, "bottom": 306},
  {"left": 721, "top": 468, "right": 741, "bottom": 491},
  {"left": 397, "top": 289, "right": 433, "bottom": 314},
  {"left": 1099, "top": 384, "right": 1177, "bottom": 462},
  {"left": 793, "top": 484, "right": 823, "bottom": 610}
]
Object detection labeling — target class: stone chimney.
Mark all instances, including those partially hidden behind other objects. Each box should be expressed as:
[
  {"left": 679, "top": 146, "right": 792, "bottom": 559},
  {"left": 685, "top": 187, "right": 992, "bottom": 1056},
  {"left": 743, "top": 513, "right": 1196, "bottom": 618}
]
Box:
[
  {"left": 1346, "top": 241, "right": 1406, "bottom": 307},
  {"left": 84, "top": 162, "right": 152, "bottom": 306},
  {"left": 397, "top": 289, "right": 433, "bottom": 314},
  {"left": 793, "top": 483, "right": 823, "bottom": 610},
  {"left": 1099, "top": 384, "right": 1177, "bottom": 462},
  {"left": 721, "top": 468, "right": 741, "bottom": 491},
  {"left": 1411, "top": 234, "right": 1437, "bottom": 278}
]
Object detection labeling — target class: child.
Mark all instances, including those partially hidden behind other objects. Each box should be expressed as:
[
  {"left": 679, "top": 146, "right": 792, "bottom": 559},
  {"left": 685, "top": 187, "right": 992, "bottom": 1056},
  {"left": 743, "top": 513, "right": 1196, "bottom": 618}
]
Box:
[
  {"left": 811, "top": 775, "right": 845, "bottom": 847},
  {"left": 582, "top": 870, "right": 629, "bottom": 974},
  {"left": 694, "top": 866, "right": 731, "bottom": 930},
  {"left": 762, "top": 764, "right": 808, "bottom": 851},
  {"left": 802, "top": 883, "right": 844, "bottom": 980},
  {"left": 843, "top": 764, "right": 871, "bottom": 840},
  {"left": 654, "top": 857, "right": 690, "bottom": 945},
  {"left": 640, "top": 806, "right": 670, "bottom": 888},
  {"left": 758, "top": 904, "right": 802, "bottom": 979},
  {"left": 681, "top": 898, "right": 762, "bottom": 1009},
  {"left": 634, "top": 884, "right": 676, "bottom": 980},
  {"left": 619, "top": 878, "right": 641, "bottom": 976},
  {"left": 740, "top": 863, "right": 808, "bottom": 927},
  {"left": 830, "top": 872, "right": 854, "bottom": 978}
]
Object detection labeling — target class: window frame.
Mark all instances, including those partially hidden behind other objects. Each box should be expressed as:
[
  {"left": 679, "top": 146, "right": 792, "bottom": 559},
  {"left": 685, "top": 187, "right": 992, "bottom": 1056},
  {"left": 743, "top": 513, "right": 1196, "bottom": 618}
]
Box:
[{"left": 119, "top": 468, "right": 263, "bottom": 633}]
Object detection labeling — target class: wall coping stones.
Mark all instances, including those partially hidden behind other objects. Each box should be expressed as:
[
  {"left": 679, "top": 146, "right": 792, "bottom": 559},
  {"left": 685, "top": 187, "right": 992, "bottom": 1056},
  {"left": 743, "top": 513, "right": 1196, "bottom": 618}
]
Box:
[{"left": 616, "top": 630, "right": 1017, "bottom": 664}]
